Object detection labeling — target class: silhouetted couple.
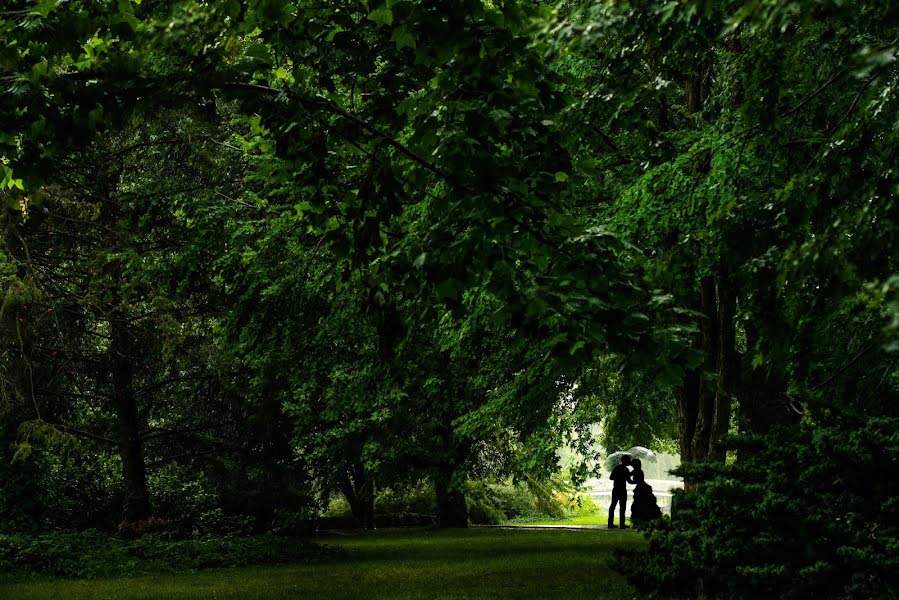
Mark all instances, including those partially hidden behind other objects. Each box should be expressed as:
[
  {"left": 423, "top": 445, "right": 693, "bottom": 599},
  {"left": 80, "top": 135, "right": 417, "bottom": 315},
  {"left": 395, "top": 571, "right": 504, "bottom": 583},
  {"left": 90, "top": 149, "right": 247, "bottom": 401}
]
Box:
[{"left": 608, "top": 455, "right": 662, "bottom": 529}]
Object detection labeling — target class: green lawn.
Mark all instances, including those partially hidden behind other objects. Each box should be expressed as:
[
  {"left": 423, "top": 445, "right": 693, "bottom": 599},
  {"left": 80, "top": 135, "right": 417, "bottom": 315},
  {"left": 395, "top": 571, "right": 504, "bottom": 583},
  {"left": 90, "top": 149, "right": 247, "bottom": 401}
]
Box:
[
  {"left": 504, "top": 512, "right": 632, "bottom": 527},
  {"left": 0, "top": 528, "right": 643, "bottom": 599},
  {"left": 506, "top": 514, "right": 609, "bottom": 526}
]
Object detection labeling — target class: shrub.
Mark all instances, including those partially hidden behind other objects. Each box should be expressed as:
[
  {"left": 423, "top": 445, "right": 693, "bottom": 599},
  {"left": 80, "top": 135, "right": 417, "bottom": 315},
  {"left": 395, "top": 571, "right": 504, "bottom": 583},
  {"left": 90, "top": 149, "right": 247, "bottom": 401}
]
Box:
[
  {"left": 614, "top": 417, "right": 899, "bottom": 599},
  {"left": 0, "top": 531, "right": 337, "bottom": 580},
  {"left": 0, "top": 417, "right": 121, "bottom": 533},
  {"left": 565, "top": 492, "right": 603, "bottom": 518},
  {"left": 465, "top": 480, "right": 570, "bottom": 524},
  {"left": 375, "top": 481, "right": 437, "bottom": 515},
  {"left": 322, "top": 496, "right": 353, "bottom": 519},
  {"left": 194, "top": 508, "right": 257, "bottom": 536},
  {"left": 270, "top": 508, "right": 315, "bottom": 536},
  {"left": 322, "top": 478, "right": 594, "bottom": 527}
]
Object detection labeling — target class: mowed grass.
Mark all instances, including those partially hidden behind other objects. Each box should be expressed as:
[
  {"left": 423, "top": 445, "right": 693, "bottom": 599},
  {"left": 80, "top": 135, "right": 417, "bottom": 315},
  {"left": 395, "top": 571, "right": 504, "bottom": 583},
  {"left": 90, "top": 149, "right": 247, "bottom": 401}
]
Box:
[
  {"left": 504, "top": 510, "right": 633, "bottom": 527},
  {"left": 0, "top": 527, "right": 643, "bottom": 600},
  {"left": 507, "top": 514, "right": 610, "bottom": 526}
]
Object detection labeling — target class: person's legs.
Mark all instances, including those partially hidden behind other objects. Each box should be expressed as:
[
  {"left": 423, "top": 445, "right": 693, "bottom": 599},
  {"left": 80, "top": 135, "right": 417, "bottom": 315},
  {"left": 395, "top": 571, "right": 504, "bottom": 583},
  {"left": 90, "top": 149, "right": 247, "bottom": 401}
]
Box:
[
  {"left": 608, "top": 495, "right": 620, "bottom": 528},
  {"left": 609, "top": 490, "right": 626, "bottom": 527}
]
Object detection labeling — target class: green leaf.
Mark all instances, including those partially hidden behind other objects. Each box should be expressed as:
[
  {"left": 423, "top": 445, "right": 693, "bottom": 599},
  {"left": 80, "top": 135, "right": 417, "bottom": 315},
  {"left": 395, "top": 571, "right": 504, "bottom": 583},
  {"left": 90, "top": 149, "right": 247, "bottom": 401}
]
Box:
[
  {"left": 326, "top": 25, "right": 345, "bottom": 41},
  {"left": 11, "top": 441, "right": 32, "bottom": 463},
  {"left": 752, "top": 352, "right": 764, "bottom": 368},
  {"left": 658, "top": 1, "right": 678, "bottom": 24},
  {"left": 32, "top": 0, "right": 57, "bottom": 17},
  {"left": 242, "top": 43, "right": 273, "bottom": 68},
  {"left": 392, "top": 26, "right": 416, "bottom": 50},
  {"left": 574, "top": 158, "right": 600, "bottom": 177},
  {"left": 367, "top": 5, "right": 393, "bottom": 27}
]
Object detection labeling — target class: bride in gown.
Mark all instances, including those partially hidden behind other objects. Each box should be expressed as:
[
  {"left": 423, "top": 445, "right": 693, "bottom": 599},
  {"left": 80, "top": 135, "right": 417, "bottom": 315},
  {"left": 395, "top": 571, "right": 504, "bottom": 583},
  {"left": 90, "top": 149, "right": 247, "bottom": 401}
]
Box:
[{"left": 629, "top": 458, "right": 662, "bottom": 528}]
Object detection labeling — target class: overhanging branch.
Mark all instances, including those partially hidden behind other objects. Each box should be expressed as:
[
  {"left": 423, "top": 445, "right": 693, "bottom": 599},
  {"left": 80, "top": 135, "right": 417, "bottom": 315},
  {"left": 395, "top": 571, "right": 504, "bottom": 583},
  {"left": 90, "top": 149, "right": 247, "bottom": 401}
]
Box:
[{"left": 219, "top": 82, "right": 454, "bottom": 183}]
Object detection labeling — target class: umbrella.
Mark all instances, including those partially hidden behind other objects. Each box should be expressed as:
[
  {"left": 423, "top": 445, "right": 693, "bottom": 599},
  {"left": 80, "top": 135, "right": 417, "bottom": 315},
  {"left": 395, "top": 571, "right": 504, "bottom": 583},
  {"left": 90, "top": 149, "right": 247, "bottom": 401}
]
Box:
[
  {"left": 605, "top": 447, "right": 658, "bottom": 470},
  {"left": 605, "top": 451, "right": 632, "bottom": 469},
  {"left": 627, "top": 446, "right": 657, "bottom": 464}
]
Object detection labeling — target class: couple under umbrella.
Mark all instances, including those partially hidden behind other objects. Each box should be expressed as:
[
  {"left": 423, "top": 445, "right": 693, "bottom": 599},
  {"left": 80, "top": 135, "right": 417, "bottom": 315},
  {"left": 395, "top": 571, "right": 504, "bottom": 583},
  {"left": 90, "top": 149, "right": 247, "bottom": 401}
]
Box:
[{"left": 607, "top": 448, "right": 662, "bottom": 529}]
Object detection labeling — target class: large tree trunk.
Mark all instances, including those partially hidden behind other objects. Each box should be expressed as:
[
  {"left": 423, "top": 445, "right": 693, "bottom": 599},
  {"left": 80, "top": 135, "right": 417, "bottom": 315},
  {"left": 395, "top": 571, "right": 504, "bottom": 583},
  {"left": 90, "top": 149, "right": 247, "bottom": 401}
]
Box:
[
  {"left": 432, "top": 420, "right": 468, "bottom": 528},
  {"left": 685, "top": 63, "right": 710, "bottom": 115},
  {"left": 690, "top": 276, "right": 719, "bottom": 462},
  {"left": 676, "top": 368, "right": 700, "bottom": 465},
  {"left": 110, "top": 316, "right": 151, "bottom": 524},
  {"left": 676, "top": 65, "right": 724, "bottom": 483},
  {"left": 435, "top": 470, "right": 468, "bottom": 528},
  {"left": 647, "top": 48, "right": 670, "bottom": 136},
  {"left": 741, "top": 321, "right": 794, "bottom": 434},
  {"left": 711, "top": 264, "right": 737, "bottom": 462},
  {"left": 338, "top": 461, "right": 375, "bottom": 529},
  {"left": 677, "top": 265, "right": 738, "bottom": 489}
]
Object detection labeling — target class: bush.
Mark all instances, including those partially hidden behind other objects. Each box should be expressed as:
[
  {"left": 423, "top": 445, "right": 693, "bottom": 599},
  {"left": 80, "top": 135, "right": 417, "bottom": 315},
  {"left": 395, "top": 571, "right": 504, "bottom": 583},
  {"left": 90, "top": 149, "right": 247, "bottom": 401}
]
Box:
[
  {"left": 322, "top": 478, "right": 596, "bottom": 527},
  {"left": 375, "top": 481, "right": 437, "bottom": 515},
  {"left": 465, "top": 480, "right": 571, "bottom": 524},
  {"left": 0, "top": 531, "right": 337, "bottom": 580},
  {"left": 322, "top": 496, "right": 353, "bottom": 519},
  {"left": 194, "top": 508, "right": 257, "bottom": 537},
  {"left": 614, "top": 417, "right": 899, "bottom": 600},
  {"left": 323, "top": 480, "right": 439, "bottom": 523},
  {"left": 270, "top": 508, "right": 316, "bottom": 536},
  {"left": 565, "top": 492, "right": 603, "bottom": 517},
  {"left": 0, "top": 417, "right": 121, "bottom": 533}
]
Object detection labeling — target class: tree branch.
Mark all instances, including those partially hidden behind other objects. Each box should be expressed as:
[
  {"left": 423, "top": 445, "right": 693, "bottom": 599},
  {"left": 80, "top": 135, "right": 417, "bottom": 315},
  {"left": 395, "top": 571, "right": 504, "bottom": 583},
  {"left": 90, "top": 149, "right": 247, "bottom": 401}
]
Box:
[
  {"left": 49, "top": 423, "right": 118, "bottom": 445},
  {"left": 218, "top": 82, "right": 455, "bottom": 183},
  {"left": 146, "top": 449, "right": 219, "bottom": 469},
  {"left": 106, "top": 139, "right": 183, "bottom": 159},
  {"left": 808, "top": 342, "right": 875, "bottom": 391}
]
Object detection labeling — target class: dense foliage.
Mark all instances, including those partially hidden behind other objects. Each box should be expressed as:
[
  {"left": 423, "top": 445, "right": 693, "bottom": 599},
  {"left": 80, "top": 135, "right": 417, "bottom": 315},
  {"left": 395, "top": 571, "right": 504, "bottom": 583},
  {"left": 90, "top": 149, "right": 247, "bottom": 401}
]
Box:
[
  {"left": 0, "top": 531, "right": 332, "bottom": 579},
  {"left": 0, "top": 0, "right": 897, "bottom": 596},
  {"left": 617, "top": 418, "right": 899, "bottom": 599}
]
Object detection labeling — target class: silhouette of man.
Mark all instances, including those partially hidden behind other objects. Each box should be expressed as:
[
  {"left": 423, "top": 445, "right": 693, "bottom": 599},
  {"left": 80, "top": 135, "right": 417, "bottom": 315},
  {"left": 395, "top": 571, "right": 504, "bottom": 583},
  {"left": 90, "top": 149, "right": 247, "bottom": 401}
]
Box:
[{"left": 608, "top": 455, "right": 632, "bottom": 529}]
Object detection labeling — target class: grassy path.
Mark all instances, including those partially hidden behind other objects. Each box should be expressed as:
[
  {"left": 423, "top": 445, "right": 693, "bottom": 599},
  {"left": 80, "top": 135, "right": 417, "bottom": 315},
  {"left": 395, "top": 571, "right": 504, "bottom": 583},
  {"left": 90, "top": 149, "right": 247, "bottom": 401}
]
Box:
[{"left": 0, "top": 528, "right": 643, "bottom": 599}]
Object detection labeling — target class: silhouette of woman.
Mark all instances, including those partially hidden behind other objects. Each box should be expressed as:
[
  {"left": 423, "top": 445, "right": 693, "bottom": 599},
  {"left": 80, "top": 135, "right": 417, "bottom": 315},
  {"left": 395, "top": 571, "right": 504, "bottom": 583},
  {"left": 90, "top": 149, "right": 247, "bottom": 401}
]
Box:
[{"left": 629, "top": 458, "right": 662, "bottom": 529}]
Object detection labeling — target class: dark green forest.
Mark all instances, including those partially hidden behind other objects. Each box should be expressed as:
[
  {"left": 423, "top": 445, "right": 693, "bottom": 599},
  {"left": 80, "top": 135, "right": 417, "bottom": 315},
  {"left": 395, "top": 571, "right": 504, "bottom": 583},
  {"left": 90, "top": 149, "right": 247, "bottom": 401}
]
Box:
[{"left": 0, "top": 0, "right": 897, "bottom": 598}]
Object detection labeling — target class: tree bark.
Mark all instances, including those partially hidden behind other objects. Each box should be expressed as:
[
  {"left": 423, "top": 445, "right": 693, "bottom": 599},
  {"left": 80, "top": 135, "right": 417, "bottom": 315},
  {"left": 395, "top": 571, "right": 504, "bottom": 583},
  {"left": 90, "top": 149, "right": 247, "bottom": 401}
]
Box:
[
  {"left": 432, "top": 419, "right": 469, "bottom": 527},
  {"left": 690, "top": 276, "right": 719, "bottom": 462},
  {"left": 741, "top": 322, "right": 793, "bottom": 434},
  {"left": 676, "top": 63, "right": 718, "bottom": 483},
  {"left": 435, "top": 470, "right": 468, "bottom": 528},
  {"left": 710, "top": 264, "right": 737, "bottom": 461},
  {"left": 339, "top": 461, "right": 375, "bottom": 529},
  {"left": 676, "top": 367, "right": 700, "bottom": 465},
  {"left": 685, "top": 64, "right": 710, "bottom": 114},
  {"left": 110, "top": 316, "right": 151, "bottom": 524},
  {"left": 648, "top": 48, "right": 670, "bottom": 135},
  {"left": 678, "top": 265, "right": 739, "bottom": 484}
]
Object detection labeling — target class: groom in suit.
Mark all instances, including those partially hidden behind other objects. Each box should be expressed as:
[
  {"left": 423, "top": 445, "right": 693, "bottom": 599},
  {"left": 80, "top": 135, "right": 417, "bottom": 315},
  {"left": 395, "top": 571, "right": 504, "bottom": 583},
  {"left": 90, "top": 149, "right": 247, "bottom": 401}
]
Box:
[{"left": 608, "top": 455, "right": 632, "bottom": 529}]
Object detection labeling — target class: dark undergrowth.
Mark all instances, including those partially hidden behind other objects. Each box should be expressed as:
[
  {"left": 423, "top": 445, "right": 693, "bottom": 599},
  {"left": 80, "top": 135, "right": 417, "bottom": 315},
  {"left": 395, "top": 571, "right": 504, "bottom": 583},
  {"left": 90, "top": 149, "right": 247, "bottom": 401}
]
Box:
[{"left": 0, "top": 531, "right": 338, "bottom": 580}]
